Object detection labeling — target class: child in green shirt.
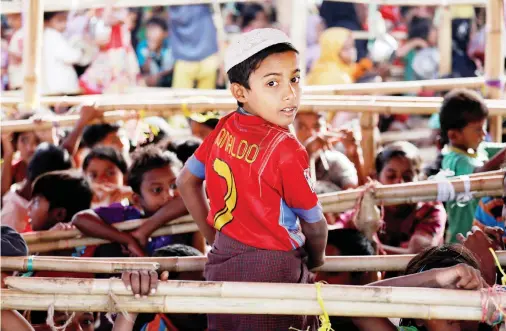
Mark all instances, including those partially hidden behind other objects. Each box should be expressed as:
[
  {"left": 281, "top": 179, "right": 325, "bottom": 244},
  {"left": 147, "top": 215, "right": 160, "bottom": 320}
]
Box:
[{"left": 440, "top": 89, "right": 506, "bottom": 243}]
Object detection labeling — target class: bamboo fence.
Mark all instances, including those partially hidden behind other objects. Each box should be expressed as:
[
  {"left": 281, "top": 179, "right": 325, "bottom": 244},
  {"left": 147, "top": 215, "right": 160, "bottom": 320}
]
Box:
[
  {"left": 484, "top": 0, "right": 506, "bottom": 141},
  {"left": 4, "top": 251, "right": 506, "bottom": 273}
]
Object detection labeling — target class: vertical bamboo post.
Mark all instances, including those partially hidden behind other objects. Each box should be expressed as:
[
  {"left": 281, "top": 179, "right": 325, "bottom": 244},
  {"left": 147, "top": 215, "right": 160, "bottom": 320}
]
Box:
[
  {"left": 21, "top": 0, "right": 43, "bottom": 112},
  {"left": 360, "top": 113, "right": 378, "bottom": 177},
  {"left": 484, "top": 0, "right": 505, "bottom": 142},
  {"left": 291, "top": 0, "right": 307, "bottom": 81},
  {"left": 438, "top": 5, "right": 453, "bottom": 77}
]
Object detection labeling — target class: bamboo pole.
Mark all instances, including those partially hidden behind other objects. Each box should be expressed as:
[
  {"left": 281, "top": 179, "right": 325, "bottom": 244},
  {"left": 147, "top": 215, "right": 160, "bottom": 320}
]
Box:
[
  {"left": 0, "top": 290, "right": 487, "bottom": 319},
  {"left": 438, "top": 5, "right": 453, "bottom": 77},
  {"left": 0, "top": 259, "right": 158, "bottom": 273},
  {"left": 291, "top": 0, "right": 307, "bottom": 81},
  {"left": 5, "top": 277, "right": 505, "bottom": 309},
  {"left": 359, "top": 113, "right": 379, "bottom": 177},
  {"left": 6, "top": 251, "right": 506, "bottom": 273},
  {"left": 27, "top": 222, "right": 199, "bottom": 253},
  {"left": 22, "top": 215, "right": 193, "bottom": 244},
  {"left": 484, "top": 0, "right": 505, "bottom": 142},
  {"left": 21, "top": 0, "right": 43, "bottom": 112}
]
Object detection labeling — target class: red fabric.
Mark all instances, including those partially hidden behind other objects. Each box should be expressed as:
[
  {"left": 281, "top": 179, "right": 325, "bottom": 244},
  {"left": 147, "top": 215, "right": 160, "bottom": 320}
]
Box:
[
  {"left": 205, "top": 231, "right": 317, "bottom": 331},
  {"left": 193, "top": 111, "right": 322, "bottom": 251},
  {"left": 11, "top": 159, "right": 27, "bottom": 185}
]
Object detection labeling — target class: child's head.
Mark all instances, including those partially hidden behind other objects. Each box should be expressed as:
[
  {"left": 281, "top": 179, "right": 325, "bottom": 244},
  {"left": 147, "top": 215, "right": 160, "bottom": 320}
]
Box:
[
  {"left": 146, "top": 17, "right": 168, "bottom": 51},
  {"left": 27, "top": 143, "right": 72, "bottom": 183},
  {"left": 6, "top": 14, "right": 22, "bottom": 30},
  {"left": 439, "top": 89, "right": 488, "bottom": 151},
  {"left": 82, "top": 123, "right": 130, "bottom": 156},
  {"left": 82, "top": 146, "right": 127, "bottom": 187},
  {"left": 293, "top": 111, "right": 327, "bottom": 144},
  {"left": 29, "top": 171, "right": 93, "bottom": 231},
  {"left": 319, "top": 27, "right": 357, "bottom": 66},
  {"left": 408, "top": 16, "right": 437, "bottom": 46},
  {"left": 165, "top": 137, "right": 202, "bottom": 164},
  {"left": 241, "top": 3, "right": 269, "bottom": 30},
  {"left": 12, "top": 113, "right": 41, "bottom": 163},
  {"left": 43, "top": 11, "right": 68, "bottom": 33},
  {"left": 127, "top": 146, "right": 182, "bottom": 216},
  {"left": 226, "top": 29, "right": 300, "bottom": 128},
  {"left": 400, "top": 244, "right": 480, "bottom": 331},
  {"left": 375, "top": 141, "right": 421, "bottom": 185},
  {"left": 153, "top": 244, "right": 204, "bottom": 280},
  {"left": 52, "top": 311, "right": 96, "bottom": 331},
  {"left": 187, "top": 111, "right": 221, "bottom": 140}
]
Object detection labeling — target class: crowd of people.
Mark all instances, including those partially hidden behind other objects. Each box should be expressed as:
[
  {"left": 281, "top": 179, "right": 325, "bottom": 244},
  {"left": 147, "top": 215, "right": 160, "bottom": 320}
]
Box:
[{"left": 1, "top": 1, "right": 506, "bottom": 331}]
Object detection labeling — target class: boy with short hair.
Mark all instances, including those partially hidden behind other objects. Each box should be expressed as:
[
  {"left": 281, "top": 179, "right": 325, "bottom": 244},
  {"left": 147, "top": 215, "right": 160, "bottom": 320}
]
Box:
[
  {"left": 82, "top": 123, "right": 130, "bottom": 160},
  {"left": 28, "top": 170, "right": 93, "bottom": 231},
  {"left": 1, "top": 143, "right": 72, "bottom": 233},
  {"left": 72, "top": 146, "right": 189, "bottom": 257},
  {"left": 440, "top": 88, "right": 506, "bottom": 243},
  {"left": 177, "top": 28, "right": 327, "bottom": 330}
]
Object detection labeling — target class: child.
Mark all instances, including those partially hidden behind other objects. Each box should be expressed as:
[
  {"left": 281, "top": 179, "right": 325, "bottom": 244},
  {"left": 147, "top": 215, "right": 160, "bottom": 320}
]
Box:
[
  {"left": 82, "top": 123, "right": 131, "bottom": 160},
  {"left": 6, "top": 13, "right": 23, "bottom": 90},
  {"left": 113, "top": 244, "right": 207, "bottom": 331},
  {"left": 82, "top": 146, "right": 132, "bottom": 208},
  {"left": 42, "top": 11, "right": 84, "bottom": 95},
  {"left": 440, "top": 89, "right": 506, "bottom": 243},
  {"left": 72, "top": 146, "right": 189, "bottom": 257},
  {"left": 165, "top": 137, "right": 202, "bottom": 165},
  {"left": 28, "top": 171, "right": 93, "bottom": 232},
  {"left": 177, "top": 28, "right": 327, "bottom": 330},
  {"left": 1, "top": 143, "right": 72, "bottom": 233},
  {"left": 187, "top": 111, "right": 221, "bottom": 140},
  {"left": 136, "top": 17, "right": 174, "bottom": 87}
]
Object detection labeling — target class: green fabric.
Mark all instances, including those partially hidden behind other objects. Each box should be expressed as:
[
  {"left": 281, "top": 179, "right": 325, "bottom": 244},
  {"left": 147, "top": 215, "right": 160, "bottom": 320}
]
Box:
[
  {"left": 481, "top": 141, "right": 506, "bottom": 158},
  {"left": 398, "top": 327, "right": 419, "bottom": 331},
  {"left": 403, "top": 50, "right": 416, "bottom": 82},
  {"left": 442, "top": 148, "right": 485, "bottom": 243}
]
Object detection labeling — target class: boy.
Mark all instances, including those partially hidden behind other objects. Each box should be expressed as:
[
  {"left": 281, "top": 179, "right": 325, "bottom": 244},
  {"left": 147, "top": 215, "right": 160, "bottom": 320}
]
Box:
[
  {"left": 440, "top": 89, "right": 506, "bottom": 243},
  {"left": 42, "top": 11, "right": 84, "bottom": 95},
  {"left": 82, "top": 123, "right": 130, "bottom": 161},
  {"left": 1, "top": 143, "right": 72, "bottom": 233},
  {"left": 28, "top": 170, "right": 93, "bottom": 232},
  {"left": 136, "top": 17, "right": 174, "bottom": 87},
  {"left": 72, "top": 146, "right": 190, "bottom": 257},
  {"left": 177, "top": 28, "right": 327, "bottom": 330}
]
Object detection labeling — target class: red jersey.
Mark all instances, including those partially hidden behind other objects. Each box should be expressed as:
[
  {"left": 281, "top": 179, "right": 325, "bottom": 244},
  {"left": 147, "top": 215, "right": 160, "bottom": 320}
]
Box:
[{"left": 187, "top": 109, "right": 323, "bottom": 251}]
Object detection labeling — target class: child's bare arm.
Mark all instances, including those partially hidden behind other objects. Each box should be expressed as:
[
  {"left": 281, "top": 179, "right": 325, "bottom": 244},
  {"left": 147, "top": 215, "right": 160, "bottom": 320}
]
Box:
[
  {"left": 131, "top": 197, "right": 189, "bottom": 246},
  {"left": 300, "top": 217, "right": 327, "bottom": 270},
  {"left": 475, "top": 147, "right": 506, "bottom": 173},
  {"left": 72, "top": 209, "right": 145, "bottom": 256},
  {"left": 1, "top": 134, "right": 14, "bottom": 197},
  {"left": 60, "top": 105, "right": 102, "bottom": 157},
  {"left": 1, "top": 310, "right": 34, "bottom": 331},
  {"left": 176, "top": 167, "right": 216, "bottom": 245}
]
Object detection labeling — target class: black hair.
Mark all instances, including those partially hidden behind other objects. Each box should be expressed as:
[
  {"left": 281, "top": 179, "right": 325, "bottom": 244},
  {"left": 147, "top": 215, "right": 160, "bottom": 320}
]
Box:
[
  {"left": 82, "top": 146, "right": 128, "bottom": 174},
  {"left": 81, "top": 123, "right": 121, "bottom": 149},
  {"left": 375, "top": 141, "right": 421, "bottom": 175},
  {"left": 327, "top": 228, "right": 375, "bottom": 281},
  {"left": 165, "top": 137, "right": 202, "bottom": 164},
  {"left": 439, "top": 89, "right": 489, "bottom": 144},
  {"left": 1, "top": 226, "right": 28, "bottom": 257},
  {"left": 27, "top": 143, "right": 72, "bottom": 182},
  {"left": 241, "top": 3, "right": 266, "bottom": 29},
  {"left": 32, "top": 170, "right": 93, "bottom": 224},
  {"left": 146, "top": 16, "right": 168, "bottom": 32},
  {"left": 227, "top": 42, "right": 299, "bottom": 107},
  {"left": 127, "top": 146, "right": 182, "bottom": 194},
  {"left": 399, "top": 244, "right": 481, "bottom": 329},
  {"left": 12, "top": 112, "right": 38, "bottom": 150},
  {"left": 43, "top": 11, "right": 66, "bottom": 22},
  {"left": 408, "top": 16, "right": 432, "bottom": 40},
  {"left": 154, "top": 244, "right": 202, "bottom": 280}
]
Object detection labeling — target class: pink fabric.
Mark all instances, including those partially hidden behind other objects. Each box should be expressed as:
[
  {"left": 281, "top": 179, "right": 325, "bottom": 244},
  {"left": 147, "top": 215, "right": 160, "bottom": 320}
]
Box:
[{"left": 1, "top": 189, "right": 30, "bottom": 233}]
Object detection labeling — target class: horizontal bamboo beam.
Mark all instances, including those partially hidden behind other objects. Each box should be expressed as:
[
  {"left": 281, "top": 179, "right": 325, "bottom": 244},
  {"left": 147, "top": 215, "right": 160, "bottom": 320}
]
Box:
[
  {"left": 5, "top": 277, "right": 502, "bottom": 309},
  {"left": 4, "top": 251, "right": 506, "bottom": 273},
  {"left": 22, "top": 215, "right": 193, "bottom": 244},
  {"left": 0, "top": 0, "right": 253, "bottom": 14},
  {"left": 27, "top": 222, "right": 199, "bottom": 253},
  {"left": 0, "top": 290, "right": 487, "bottom": 319}
]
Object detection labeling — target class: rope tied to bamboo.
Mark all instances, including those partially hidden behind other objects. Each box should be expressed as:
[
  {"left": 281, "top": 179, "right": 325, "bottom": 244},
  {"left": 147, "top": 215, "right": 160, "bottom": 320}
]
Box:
[
  {"left": 352, "top": 181, "right": 384, "bottom": 240},
  {"left": 46, "top": 301, "right": 75, "bottom": 331},
  {"left": 105, "top": 277, "right": 130, "bottom": 324}
]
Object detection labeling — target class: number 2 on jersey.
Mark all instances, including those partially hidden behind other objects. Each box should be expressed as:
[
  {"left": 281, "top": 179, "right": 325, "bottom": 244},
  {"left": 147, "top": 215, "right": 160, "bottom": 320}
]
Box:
[{"left": 213, "top": 158, "right": 237, "bottom": 230}]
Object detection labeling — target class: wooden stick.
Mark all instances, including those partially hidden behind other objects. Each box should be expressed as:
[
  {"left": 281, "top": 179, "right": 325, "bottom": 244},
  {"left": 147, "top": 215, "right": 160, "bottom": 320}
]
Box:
[
  {"left": 359, "top": 113, "right": 379, "bottom": 177},
  {"left": 0, "top": 290, "right": 488, "bottom": 319},
  {"left": 1, "top": 0, "right": 255, "bottom": 14},
  {"left": 22, "top": 215, "right": 193, "bottom": 244},
  {"left": 27, "top": 222, "right": 199, "bottom": 253},
  {"left": 5, "top": 277, "right": 504, "bottom": 309},
  {"left": 21, "top": 0, "right": 43, "bottom": 111},
  {"left": 0, "top": 258, "right": 158, "bottom": 273},
  {"left": 6, "top": 251, "right": 506, "bottom": 273},
  {"left": 484, "top": 0, "right": 505, "bottom": 142},
  {"left": 438, "top": 5, "right": 452, "bottom": 77}
]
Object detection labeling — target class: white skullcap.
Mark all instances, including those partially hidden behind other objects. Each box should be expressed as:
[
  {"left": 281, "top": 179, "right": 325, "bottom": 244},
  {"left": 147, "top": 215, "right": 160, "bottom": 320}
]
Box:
[{"left": 224, "top": 28, "right": 293, "bottom": 73}]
